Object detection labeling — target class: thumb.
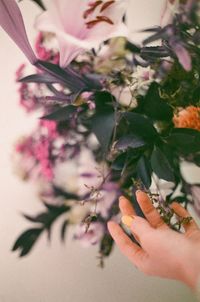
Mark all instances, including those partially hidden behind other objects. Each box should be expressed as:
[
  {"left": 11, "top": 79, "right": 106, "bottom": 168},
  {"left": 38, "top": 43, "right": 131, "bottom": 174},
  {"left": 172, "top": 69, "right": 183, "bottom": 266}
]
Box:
[{"left": 130, "top": 216, "right": 154, "bottom": 241}]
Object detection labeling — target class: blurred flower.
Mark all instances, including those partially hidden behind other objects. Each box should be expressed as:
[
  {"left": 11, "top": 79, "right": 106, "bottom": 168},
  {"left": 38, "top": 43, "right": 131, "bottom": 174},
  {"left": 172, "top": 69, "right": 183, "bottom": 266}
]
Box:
[
  {"left": 14, "top": 120, "right": 71, "bottom": 182},
  {"left": 77, "top": 148, "right": 106, "bottom": 196},
  {"left": 191, "top": 185, "right": 200, "bottom": 215},
  {"left": 0, "top": 0, "right": 37, "bottom": 64},
  {"left": 150, "top": 178, "right": 174, "bottom": 203},
  {"left": 94, "top": 37, "right": 127, "bottom": 74},
  {"left": 15, "top": 64, "right": 42, "bottom": 112},
  {"left": 173, "top": 106, "right": 200, "bottom": 131},
  {"left": 66, "top": 202, "right": 91, "bottom": 224},
  {"left": 112, "top": 86, "right": 138, "bottom": 108},
  {"left": 112, "top": 65, "right": 154, "bottom": 108},
  {"left": 74, "top": 222, "right": 104, "bottom": 247},
  {"left": 35, "top": 0, "right": 128, "bottom": 67},
  {"left": 35, "top": 32, "right": 60, "bottom": 64},
  {"left": 129, "top": 65, "right": 155, "bottom": 96},
  {"left": 96, "top": 182, "right": 119, "bottom": 218}
]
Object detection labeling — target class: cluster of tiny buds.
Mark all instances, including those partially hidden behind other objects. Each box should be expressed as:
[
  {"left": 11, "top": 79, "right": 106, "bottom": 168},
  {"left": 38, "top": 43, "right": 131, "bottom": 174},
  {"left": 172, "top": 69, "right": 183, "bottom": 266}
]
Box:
[{"left": 83, "top": 0, "right": 115, "bottom": 29}]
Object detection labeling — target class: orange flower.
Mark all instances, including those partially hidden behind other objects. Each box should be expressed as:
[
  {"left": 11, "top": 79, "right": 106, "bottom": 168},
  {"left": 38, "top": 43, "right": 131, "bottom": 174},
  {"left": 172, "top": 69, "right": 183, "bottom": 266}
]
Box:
[{"left": 173, "top": 106, "right": 200, "bottom": 131}]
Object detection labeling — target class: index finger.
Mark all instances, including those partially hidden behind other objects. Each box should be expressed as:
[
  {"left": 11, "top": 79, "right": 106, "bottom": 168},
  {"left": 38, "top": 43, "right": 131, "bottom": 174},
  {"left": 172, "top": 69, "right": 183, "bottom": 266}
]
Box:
[{"left": 107, "top": 221, "right": 147, "bottom": 268}]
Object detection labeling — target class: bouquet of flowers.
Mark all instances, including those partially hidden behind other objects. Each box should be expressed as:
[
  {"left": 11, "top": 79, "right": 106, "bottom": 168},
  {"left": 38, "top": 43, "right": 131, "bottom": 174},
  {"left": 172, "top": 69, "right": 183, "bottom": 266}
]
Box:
[{"left": 1, "top": 0, "right": 200, "bottom": 265}]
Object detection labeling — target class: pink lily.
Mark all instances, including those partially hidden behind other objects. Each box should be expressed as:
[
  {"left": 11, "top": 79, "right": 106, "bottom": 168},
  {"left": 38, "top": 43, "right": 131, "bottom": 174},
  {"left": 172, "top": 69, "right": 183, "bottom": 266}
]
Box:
[
  {"left": 35, "top": 0, "right": 129, "bottom": 67},
  {"left": 0, "top": 0, "right": 37, "bottom": 64}
]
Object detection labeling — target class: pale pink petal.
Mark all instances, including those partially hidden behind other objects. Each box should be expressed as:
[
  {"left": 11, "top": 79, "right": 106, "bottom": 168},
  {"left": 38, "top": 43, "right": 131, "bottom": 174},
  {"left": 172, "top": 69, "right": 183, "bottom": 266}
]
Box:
[
  {"left": 35, "top": 0, "right": 129, "bottom": 67},
  {"left": 0, "top": 0, "right": 37, "bottom": 64}
]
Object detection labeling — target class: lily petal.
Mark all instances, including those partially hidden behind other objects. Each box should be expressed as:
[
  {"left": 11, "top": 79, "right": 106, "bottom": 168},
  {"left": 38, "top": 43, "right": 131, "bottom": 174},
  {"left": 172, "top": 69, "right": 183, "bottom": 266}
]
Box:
[
  {"left": 35, "top": 0, "right": 129, "bottom": 67},
  {"left": 0, "top": 0, "right": 37, "bottom": 64}
]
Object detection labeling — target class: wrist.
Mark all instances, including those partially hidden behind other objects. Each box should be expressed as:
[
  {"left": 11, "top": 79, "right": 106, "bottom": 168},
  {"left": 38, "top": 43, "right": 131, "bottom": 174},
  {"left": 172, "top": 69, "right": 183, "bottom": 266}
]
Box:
[{"left": 181, "top": 247, "right": 200, "bottom": 290}]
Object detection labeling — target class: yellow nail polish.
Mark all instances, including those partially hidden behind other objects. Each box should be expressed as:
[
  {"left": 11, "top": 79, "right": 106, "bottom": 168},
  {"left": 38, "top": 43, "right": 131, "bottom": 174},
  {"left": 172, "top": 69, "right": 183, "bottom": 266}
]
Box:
[{"left": 121, "top": 215, "right": 134, "bottom": 228}]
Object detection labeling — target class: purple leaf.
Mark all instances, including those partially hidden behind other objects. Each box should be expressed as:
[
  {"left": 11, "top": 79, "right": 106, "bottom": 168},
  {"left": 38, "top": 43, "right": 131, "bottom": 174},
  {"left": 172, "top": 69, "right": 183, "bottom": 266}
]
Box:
[{"left": 170, "top": 41, "right": 192, "bottom": 71}]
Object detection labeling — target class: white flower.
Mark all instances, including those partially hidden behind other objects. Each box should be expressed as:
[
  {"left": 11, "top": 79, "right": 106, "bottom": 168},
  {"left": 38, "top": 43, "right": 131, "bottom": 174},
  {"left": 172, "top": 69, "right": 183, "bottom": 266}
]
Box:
[
  {"left": 150, "top": 177, "right": 174, "bottom": 201},
  {"left": 129, "top": 65, "right": 155, "bottom": 96},
  {"left": 191, "top": 185, "right": 200, "bottom": 215},
  {"left": 54, "top": 160, "right": 79, "bottom": 194},
  {"left": 35, "top": 0, "right": 129, "bottom": 67},
  {"left": 112, "top": 86, "right": 138, "bottom": 108}
]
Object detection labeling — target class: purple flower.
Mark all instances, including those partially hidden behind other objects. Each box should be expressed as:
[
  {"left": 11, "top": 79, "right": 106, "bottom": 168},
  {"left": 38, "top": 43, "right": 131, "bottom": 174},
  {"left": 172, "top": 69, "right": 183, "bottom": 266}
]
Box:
[
  {"left": 0, "top": 0, "right": 37, "bottom": 64},
  {"left": 96, "top": 182, "right": 119, "bottom": 218},
  {"left": 74, "top": 222, "right": 104, "bottom": 247}
]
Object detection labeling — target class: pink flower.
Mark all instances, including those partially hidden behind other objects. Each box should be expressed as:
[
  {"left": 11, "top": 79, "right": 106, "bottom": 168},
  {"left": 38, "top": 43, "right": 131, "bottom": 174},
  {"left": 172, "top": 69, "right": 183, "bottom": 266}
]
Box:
[
  {"left": 35, "top": 0, "right": 128, "bottom": 67},
  {"left": 0, "top": 0, "right": 37, "bottom": 64},
  {"left": 35, "top": 32, "right": 60, "bottom": 64},
  {"left": 74, "top": 222, "right": 104, "bottom": 247}
]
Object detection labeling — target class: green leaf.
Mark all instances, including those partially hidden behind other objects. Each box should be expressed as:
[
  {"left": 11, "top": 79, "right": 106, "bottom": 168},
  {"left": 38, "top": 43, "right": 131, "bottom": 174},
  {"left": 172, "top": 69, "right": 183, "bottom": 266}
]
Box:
[
  {"left": 151, "top": 147, "right": 175, "bottom": 182},
  {"left": 26, "top": 0, "right": 46, "bottom": 10},
  {"left": 115, "top": 134, "right": 147, "bottom": 151},
  {"left": 112, "top": 153, "right": 127, "bottom": 171},
  {"left": 91, "top": 112, "right": 115, "bottom": 154},
  {"left": 141, "top": 82, "right": 173, "bottom": 121},
  {"left": 99, "top": 234, "right": 114, "bottom": 257},
  {"left": 137, "top": 156, "right": 152, "bottom": 189},
  {"left": 122, "top": 112, "right": 159, "bottom": 141},
  {"left": 12, "top": 228, "right": 43, "bottom": 257},
  {"left": 13, "top": 203, "right": 70, "bottom": 256},
  {"left": 61, "top": 220, "right": 68, "bottom": 242},
  {"left": 125, "top": 41, "right": 141, "bottom": 53},
  {"left": 52, "top": 186, "right": 80, "bottom": 200},
  {"left": 94, "top": 91, "right": 114, "bottom": 110},
  {"left": 41, "top": 105, "right": 76, "bottom": 121},
  {"left": 167, "top": 128, "right": 200, "bottom": 154}
]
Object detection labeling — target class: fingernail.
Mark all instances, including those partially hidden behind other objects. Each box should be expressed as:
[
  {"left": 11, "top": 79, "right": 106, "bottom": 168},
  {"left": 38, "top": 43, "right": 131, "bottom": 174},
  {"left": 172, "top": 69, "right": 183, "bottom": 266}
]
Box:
[
  {"left": 121, "top": 215, "right": 134, "bottom": 228},
  {"left": 119, "top": 196, "right": 125, "bottom": 201}
]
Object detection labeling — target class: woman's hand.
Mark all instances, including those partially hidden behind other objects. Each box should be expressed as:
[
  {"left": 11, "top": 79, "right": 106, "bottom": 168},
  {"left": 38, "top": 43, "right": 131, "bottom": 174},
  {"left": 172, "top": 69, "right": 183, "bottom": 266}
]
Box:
[{"left": 107, "top": 191, "right": 200, "bottom": 290}]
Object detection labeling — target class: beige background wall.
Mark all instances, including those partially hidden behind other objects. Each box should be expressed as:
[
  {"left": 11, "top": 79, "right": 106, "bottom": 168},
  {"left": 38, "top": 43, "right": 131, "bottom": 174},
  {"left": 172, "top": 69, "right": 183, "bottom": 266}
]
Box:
[{"left": 0, "top": 1, "right": 197, "bottom": 301}]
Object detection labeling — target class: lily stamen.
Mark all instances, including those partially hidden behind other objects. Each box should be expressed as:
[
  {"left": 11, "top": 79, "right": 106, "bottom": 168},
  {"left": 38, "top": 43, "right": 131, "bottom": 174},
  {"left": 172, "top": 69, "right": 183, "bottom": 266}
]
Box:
[
  {"left": 83, "top": 1, "right": 103, "bottom": 19},
  {"left": 86, "top": 15, "right": 114, "bottom": 29},
  {"left": 100, "top": 0, "right": 115, "bottom": 12},
  {"left": 84, "top": 0, "right": 116, "bottom": 28}
]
